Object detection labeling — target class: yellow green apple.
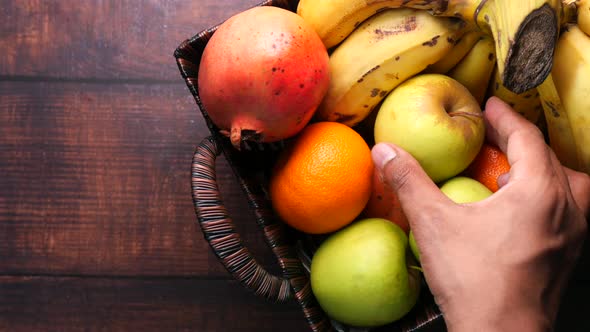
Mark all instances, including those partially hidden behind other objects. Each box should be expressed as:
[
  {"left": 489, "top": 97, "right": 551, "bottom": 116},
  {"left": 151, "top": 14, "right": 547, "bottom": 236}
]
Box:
[
  {"left": 409, "top": 232, "right": 420, "bottom": 263},
  {"left": 439, "top": 176, "right": 494, "bottom": 203},
  {"left": 374, "top": 74, "right": 485, "bottom": 183},
  {"left": 310, "top": 218, "right": 421, "bottom": 327},
  {"left": 410, "top": 176, "right": 493, "bottom": 262}
]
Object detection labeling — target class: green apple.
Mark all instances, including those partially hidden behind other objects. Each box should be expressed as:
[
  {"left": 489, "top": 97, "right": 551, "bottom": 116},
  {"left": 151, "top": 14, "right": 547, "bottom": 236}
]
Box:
[
  {"left": 310, "top": 218, "right": 421, "bottom": 327},
  {"left": 374, "top": 73, "right": 485, "bottom": 183},
  {"left": 409, "top": 176, "right": 492, "bottom": 262},
  {"left": 440, "top": 176, "right": 493, "bottom": 203},
  {"left": 409, "top": 231, "right": 420, "bottom": 263}
]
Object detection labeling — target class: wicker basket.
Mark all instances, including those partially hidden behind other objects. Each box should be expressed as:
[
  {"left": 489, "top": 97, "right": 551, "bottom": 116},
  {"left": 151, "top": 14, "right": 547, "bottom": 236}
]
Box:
[{"left": 174, "top": 1, "right": 446, "bottom": 331}]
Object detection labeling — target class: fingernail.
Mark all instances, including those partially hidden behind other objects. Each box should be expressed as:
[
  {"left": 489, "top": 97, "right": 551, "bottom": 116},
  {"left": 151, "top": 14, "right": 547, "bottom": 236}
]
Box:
[
  {"left": 372, "top": 143, "right": 397, "bottom": 170},
  {"left": 497, "top": 172, "right": 510, "bottom": 189}
]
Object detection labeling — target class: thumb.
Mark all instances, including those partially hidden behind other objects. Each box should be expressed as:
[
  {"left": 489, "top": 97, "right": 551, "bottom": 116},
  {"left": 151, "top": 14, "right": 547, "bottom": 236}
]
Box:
[{"left": 371, "top": 142, "right": 450, "bottom": 225}]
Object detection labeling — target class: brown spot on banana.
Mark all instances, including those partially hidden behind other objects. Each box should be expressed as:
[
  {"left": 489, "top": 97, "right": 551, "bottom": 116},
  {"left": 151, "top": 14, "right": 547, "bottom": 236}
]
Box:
[
  {"left": 422, "top": 35, "right": 441, "bottom": 46},
  {"left": 357, "top": 65, "right": 381, "bottom": 83},
  {"left": 543, "top": 101, "right": 560, "bottom": 118},
  {"left": 386, "top": 73, "right": 400, "bottom": 80},
  {"left": 333, "top": 113, "right": 358, "bottom": 123},
  {"left": 374, "top": 15, "right": 418, "bottom": 39}
]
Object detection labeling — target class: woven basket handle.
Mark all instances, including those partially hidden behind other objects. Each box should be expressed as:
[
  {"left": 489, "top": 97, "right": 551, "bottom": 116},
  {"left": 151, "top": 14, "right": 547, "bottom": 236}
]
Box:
[{"left": 191, "top": 136, "right": 293, "bottom": 303}]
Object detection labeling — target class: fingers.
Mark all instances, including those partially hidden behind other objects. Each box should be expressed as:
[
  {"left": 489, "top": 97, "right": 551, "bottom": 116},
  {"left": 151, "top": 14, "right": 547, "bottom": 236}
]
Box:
[
  {"left": 484, "top": 97, "right": 554, "bottom": 183},
  {"left": 563, "top": 167, "right": 590, "bottom": 216},
  {"left": 371, "top": 142, "right": 450, "bottom": 224},
  {"left": 485, "top": 96, "right": 587, "bottom": 219},
  {"left": 484, "top": 97, "right": 541, "bottom": 151}
]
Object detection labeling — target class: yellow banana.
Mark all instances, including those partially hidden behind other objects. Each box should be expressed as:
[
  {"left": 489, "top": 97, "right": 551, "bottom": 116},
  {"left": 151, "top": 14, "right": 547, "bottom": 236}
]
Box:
[
  {"left": 297, "top": 0, "right": 562, "bottom": 93},
  {"left": 551, "top": 24, "right": 590, "bottom": 174},
  {"left": 447, "top": 36, "right": 496, "bottom": 106},
  {"left": 314, "top": 9, "right": 465, "bottom": 127},
  {"left": 487, "top": 67, "right": 543, "bottom": 125},
  {"left": 296, "top": 0, "right": 448, "bottom": 49},
  {"left": 536, "top": 74, "right": 580, "bottom": 169},
  {"left": 426, "top": 29, "right": 484, "bottom": 74}
]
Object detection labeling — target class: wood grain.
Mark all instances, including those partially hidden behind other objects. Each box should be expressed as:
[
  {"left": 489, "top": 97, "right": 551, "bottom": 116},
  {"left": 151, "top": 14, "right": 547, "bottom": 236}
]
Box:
[
  {"left": 0, "top": 81, "right": 282, "bottom": 277},
  {"left": 0, "top": 0, "right": 261, "bottom": 81},
  {"left": 0, "top": 277, "right": 586, "bottom": 332},
  {"left": 0, "top": 276, "right": 307, "bottom": 331},
  {"left": 1, "top": 0, "right": 589, "bottom": 331}
]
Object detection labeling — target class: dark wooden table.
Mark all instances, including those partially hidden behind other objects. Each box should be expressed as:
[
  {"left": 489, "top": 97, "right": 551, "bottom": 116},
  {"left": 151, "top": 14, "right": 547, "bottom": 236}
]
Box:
[{"left": 0, "top": 1, "right": 589, "bottom": 331}]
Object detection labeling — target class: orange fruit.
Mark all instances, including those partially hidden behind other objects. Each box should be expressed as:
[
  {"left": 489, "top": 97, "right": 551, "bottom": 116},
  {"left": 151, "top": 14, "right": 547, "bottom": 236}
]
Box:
[
  {"left": 363, "top": 168, "right": 410, "bottom": 233},
  {"left": 463, "top": 143, "right": 510, "bottom": 192},
  {"left": 269, "top": 122, "right": 373, "bottom": 234}
]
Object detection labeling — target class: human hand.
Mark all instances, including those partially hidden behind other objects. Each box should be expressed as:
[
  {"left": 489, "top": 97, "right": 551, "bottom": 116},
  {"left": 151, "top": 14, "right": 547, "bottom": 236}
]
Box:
[{"left": 371, "top": 97, "right": 590, "bottom": 331}]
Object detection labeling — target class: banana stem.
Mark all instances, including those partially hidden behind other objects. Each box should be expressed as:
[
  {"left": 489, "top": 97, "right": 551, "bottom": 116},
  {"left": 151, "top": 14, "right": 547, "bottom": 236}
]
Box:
[
  {"left": 471, "top": 1, "right": 560, "bottom": 94},
  {"left": 425, "top": 0, "right": 561, "bottom": 94}
]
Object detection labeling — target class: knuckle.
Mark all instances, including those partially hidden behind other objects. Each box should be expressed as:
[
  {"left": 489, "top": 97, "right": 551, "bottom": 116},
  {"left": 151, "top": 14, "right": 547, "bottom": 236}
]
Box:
[
  {"left": 516, "top": 125, "right": 546, "bottom": 147},
  {"left": 522, "top": 121, "right": 545, "bottom": 140},
  {"left": 540, "top": 183, "right": 569, "bottom": 220},
  {"left": 388, "top": 156, "right": 418, "bottom": 193},
  {"left": 530, "top": 125, "right": 546, "bottom": 141},
  {"left": 570, "top": 171, "right": 590, "bottom": 215},
  {"left": 579, "top": 172, "right": 590, "bottom": 191},
  {"left": 547, "top": 182, "right": 568, "bottom": 204}
]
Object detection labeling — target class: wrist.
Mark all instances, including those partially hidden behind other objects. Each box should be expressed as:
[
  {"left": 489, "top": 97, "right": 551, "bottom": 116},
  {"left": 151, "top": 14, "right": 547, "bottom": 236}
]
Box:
[
  {"left": 440, "top": 279, "right": 554, "bottom": 332},
  {"left": 444, "top": 305, "right": 552, "bottom": 332}
]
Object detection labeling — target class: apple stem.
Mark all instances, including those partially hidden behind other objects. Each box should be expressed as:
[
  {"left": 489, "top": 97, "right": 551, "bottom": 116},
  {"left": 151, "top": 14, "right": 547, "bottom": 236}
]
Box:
[
  {"left": 409, "top": 265, "right": 424, "bottom": 273},
  {"left": 447, "top": 111, "right": 484, "bottom": 118}
]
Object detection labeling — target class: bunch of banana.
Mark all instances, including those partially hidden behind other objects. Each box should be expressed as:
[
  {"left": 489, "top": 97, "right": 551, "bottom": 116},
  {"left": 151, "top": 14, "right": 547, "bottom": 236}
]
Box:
[
  {"left": 537, "top": 74, "right": 580, "bottom": 169},
  {"left": 548, "top": 23, "right": 590, "bottom": 173},
  {"left": 298, "top": 0, "right": 563, "bottom": 93},
  {"left": 446, "top": 35, "right": 496, "bottom": 106},
  {"left": 314, "top": 9, "right": 467, "bottom": 126},
  {"left": 425, "top": 29, "right": 484, "bottom": 74}
]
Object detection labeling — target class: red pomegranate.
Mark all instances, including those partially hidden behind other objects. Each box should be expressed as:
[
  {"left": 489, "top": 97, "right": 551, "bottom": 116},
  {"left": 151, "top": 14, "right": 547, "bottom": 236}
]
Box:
[{"left": 198, "top": 6, "right": 330, "bottom": 149}]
